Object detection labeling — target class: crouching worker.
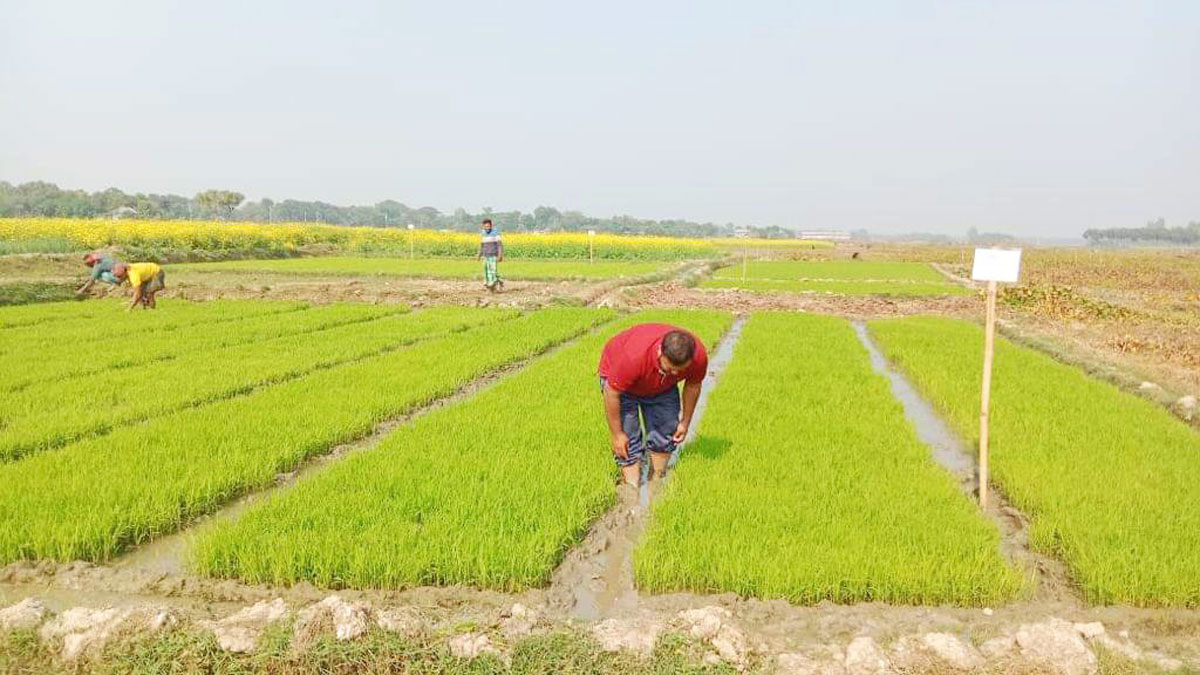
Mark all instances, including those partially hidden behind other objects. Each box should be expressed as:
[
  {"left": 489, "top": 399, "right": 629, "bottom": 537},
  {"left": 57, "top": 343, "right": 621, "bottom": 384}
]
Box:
[
  {"left": 77, "top": 251, "right": 121, "bottom": 295},
  {"left": 598, "top": 323, "right": 708, "bottom": 488},
  {"left": 113, "top": 261, "right": 166, "bottom": 310}
]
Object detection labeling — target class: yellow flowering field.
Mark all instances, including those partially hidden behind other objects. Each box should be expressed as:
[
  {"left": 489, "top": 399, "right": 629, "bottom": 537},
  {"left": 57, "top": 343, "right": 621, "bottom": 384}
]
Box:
[{"left": 0, "top": 218, "right": 832, "bottom": 261}]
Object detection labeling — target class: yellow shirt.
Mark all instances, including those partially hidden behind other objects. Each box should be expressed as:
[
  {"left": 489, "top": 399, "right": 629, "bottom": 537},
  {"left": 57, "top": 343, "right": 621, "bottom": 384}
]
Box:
[{"left": 127, "top": 262, "right": 162, "bottom": 288}]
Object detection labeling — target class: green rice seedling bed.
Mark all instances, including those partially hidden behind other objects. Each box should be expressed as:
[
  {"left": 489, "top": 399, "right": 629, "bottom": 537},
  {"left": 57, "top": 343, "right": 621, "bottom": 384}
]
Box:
[
  {"left": 0, "top": 302, "right": 410, "bottom": 392},
  {"left": 869, "top": 316, "right": 1200, "bottom": 606},
  {"left": 175, "top": 257, "right": 670, "bottom": 281},
  {"left": 713, "top": 261, "right": 945, "bottom": 282},
  {"left": 189, "top": 310, "right": 732, "bottom": 590},
  {"left": 635, "top": 312, "right": 1021, "bottom": 606},
  {"left": 0, "top": 307, "right": 610, "bottom": 563},
  {"left": 0, "top": 306, "right": 517, "bottom": 460},
  {"left": 0, "top": 299, "right": 308, "bottom": 358},
  {"left": 0, "top": 299, "right": 97, "bottom": 328},
  {"left": 700, "top": 277, "right": 969, "bottom": 297}
]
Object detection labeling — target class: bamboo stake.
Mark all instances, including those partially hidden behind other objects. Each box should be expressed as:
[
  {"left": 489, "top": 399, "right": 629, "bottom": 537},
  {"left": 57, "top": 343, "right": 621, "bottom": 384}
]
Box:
[{"left": 979, "top": 279, "right": 998, "bottom": 508}]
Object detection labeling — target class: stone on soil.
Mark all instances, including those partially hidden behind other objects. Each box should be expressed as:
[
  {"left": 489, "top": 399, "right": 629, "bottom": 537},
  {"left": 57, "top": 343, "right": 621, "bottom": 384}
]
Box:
[
  {"left": 39, "top": 606, "right": 172, "bottom": 661},
  {"left": 501, "top": 603, "right": 537, "bottom": 638},
  {"left": 202, "top": 598, "right": 288, "bottom": 653},
  {"left": 1176, "top": 395, "right": 1197, "bottom": 418},
  {"left": 294, "top": 595, "right": 370, "bottom": 643},
  {"left": 0, "top": 598, "right": 47, "bottom": 631},
  {"left": 675, "top": 606, "right": 746, "bottom": 665},
  {"left": 1074, "top": 621, "right": 1105, "bottom": 640},
  {"left": 448, "top": 632, "right": 499, "bottom": 660},
  {"left": 1013, "top": 618, "right": 1096, "bottom": 675},
  {"left": 844, "top": 637, "right": 890, "bottom": 675},
  {"left": 592, "top": 617, "right": 662, "bottom": 656},
  {"left": 894, "top": 632, "right": 983, "bottom": 671}
]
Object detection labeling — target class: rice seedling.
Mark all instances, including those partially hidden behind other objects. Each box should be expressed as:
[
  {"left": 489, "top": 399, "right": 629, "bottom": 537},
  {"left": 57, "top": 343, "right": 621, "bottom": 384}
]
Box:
[
  {"left": 0, "top": 299, "right": 117, "bottom": 329},
  {"left": 0, "top": 299, "right": 308, "bottom": 358},
  {"left": 0, "top": 306, "right": 518, "bottom": 460},
  {"left": 0, "top": 306, "right": 610, "bottom": 563},
  {"left": 869, "top": 316, "right": 1200, "bottom": 606},
  {"left": 0, "top": 302, "right": 410, "bottom": 391},
  {"left": 634, "top": 312, "right": 1021, "bottom": 606},
  {"left": 175, "top": 257, "right": 672, "bottom": 280},
  {"left": 189, "top": 310, "right": 732, "bottom": 590}
]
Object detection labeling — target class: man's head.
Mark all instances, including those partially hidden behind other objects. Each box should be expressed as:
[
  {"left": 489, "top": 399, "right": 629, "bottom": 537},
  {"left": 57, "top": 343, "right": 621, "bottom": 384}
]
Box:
[
  {"left": 83, "top": 252, "right": 100, "bottom": 267},
  {"left": 112, "top": 263, "right": 129, "bottom": 280},
  {"left": 658, "top": 330, "right": 695, "bottom": 375},
  {"left": 482, "top": 218, "right": 493, "bottom": 232}
]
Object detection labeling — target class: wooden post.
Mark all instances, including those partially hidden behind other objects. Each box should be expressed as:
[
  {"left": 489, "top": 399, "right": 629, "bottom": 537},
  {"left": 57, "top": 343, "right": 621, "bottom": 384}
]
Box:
[
  {"left": 978, "top": 279, "right": 998, "bottom": 508},
  {"left": 408, "top": 224, "right": 415, "bottom": 260}
]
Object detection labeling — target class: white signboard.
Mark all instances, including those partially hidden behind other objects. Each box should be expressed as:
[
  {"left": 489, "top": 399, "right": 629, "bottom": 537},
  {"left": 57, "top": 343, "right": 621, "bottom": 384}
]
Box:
[
  {"left": 588, "top": 230, "right": 596, "bottom": 236},
  {"left": 971, "top": 248, "right": 1022, "bottom": 283}
]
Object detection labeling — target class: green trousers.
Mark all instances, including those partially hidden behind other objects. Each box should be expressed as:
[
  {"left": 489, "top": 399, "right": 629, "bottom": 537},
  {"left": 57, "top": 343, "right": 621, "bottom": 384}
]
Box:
[{"left": 483, "top": 256, "right": 501, "bottom": 286}]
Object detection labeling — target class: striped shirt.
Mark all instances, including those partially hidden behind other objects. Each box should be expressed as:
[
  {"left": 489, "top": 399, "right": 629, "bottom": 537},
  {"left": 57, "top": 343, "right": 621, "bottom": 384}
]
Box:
[{"left": 480, "top": 230, "right": 501, "bottom": 257}]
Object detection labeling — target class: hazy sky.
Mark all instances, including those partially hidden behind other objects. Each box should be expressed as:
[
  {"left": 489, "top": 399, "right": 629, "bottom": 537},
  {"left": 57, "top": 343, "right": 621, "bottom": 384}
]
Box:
[{"left": 2, "top": 1, "right": 1197, "bottom": 236}]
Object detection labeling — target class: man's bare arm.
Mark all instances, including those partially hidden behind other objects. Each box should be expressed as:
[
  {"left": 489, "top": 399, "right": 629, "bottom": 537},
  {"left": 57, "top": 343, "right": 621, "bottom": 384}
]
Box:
[
  {"left": 127, "top": 285, "right": 143, "bottom": 311},
  {"left": 673, "top": 379, "right": 703, "bottom": 443},
  {"left": 603, "top": 384, "right": 629, "bottom": 459}
]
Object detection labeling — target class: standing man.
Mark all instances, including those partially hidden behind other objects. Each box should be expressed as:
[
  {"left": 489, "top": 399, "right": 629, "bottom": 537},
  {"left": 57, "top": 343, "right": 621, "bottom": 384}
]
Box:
[
  {"left": 77, "top": 251, "right": 121, "bottom": 295},
  {"left": 598, "top": 324, "right": 708, "bottom": 488},
  {"left": 113, "top": 261, "right": 166, "bottom": 311},
  {"left": 477, "top": 218, "right": 504, "bottom": 292}
]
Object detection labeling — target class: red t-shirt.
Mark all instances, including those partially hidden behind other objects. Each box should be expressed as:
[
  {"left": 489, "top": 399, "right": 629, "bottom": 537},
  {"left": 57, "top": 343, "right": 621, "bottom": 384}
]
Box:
[{"left": 598, "top": 323, "right": 708, "bottom": 397}]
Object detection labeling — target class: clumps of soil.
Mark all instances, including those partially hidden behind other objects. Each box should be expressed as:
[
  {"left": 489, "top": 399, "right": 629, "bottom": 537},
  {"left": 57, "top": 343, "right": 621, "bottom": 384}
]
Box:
[
  {"left": 4, "top": 594, "right": 1194, "bottom": 672},
  {"left": 292, "top": 595, "right": 370, "bottom": 647},
  {"left": 39, "top": 605, "right": 178, "bottom": 661},
  {"left": 676, "top": 606, "right": 749, "bottom": 666},
  {"left": 0, "top": 597, "right": 47, "bottom": 631},
  {"left": 200, "top": 598, "right": 289, "bottom": 653},
  {"left": 592, "top": 616, "right": 663, "bottom": 656}
]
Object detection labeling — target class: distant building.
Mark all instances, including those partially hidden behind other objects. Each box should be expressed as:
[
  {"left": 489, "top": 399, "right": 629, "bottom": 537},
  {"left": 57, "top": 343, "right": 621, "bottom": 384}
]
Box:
[
  {"left": 109, "top": 206, "right": 137, "bottom": 220},
  {"left": 799, "top": 230, "right": 851, "bottom": 241}
]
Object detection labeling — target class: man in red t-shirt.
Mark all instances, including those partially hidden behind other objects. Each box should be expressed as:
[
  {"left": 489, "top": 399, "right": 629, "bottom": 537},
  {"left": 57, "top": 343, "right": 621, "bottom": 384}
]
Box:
[{"left": 597, "top": 323, "right": 708, "bottom": 488}]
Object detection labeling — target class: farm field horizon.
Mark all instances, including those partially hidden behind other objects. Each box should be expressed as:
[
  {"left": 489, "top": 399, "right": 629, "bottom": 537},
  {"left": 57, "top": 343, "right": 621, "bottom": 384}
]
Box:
[{"left": 2, "top": 221, "right": 1200, "bottom": 671}]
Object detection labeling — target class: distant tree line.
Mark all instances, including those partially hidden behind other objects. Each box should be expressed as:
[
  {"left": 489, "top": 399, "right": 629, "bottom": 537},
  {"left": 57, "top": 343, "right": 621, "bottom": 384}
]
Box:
[
  {"left": 1084, "top": 218, "right": 1200, "bottom": 245},
  {"left": 0, "top": 180, "right": 799, "bottom": 239}
]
